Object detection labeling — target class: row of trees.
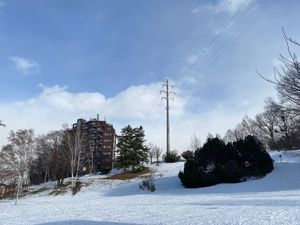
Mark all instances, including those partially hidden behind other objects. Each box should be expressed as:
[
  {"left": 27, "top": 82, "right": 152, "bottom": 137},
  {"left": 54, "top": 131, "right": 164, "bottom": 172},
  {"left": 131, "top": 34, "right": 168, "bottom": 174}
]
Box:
[
  {"left": 0, "top": 122, "right": 103, "bottom": 203},
  {"left": 30, "top": 130, "right": 68, "bottom": 187},
  {"left": 0, "top": 123, "right": 162, "bottom": 200},
  {"left": 224, "top": 31, "right": 300, "bottom": 150},
  {"left": 0, "top": 129, "right": 87, "bottom": 189},
  {"left": 224, "top": 104, "right": 299, "bottom": 150}
]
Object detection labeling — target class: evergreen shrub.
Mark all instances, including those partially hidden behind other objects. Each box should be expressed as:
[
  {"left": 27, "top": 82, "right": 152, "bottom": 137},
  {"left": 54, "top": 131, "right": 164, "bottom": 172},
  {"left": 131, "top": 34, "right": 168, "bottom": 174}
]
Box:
[
  {"left": 164, "top": 150, "right": 181, "bottom": 163},
  {"left": 178, "top": 135, "right": 273, "bottom": 188}
]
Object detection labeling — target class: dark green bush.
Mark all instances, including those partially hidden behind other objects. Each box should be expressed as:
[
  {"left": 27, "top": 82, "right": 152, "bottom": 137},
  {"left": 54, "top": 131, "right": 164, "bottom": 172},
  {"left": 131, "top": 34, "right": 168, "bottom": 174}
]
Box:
[
  {"left": 179, "top": 135, "right": 273, "bottom": 188},
  {"left": 181, "top": 150, "right": 194, "bottom": 160},
  {"left": 164, "top": 150, "right": 181, "bottom": 163}
]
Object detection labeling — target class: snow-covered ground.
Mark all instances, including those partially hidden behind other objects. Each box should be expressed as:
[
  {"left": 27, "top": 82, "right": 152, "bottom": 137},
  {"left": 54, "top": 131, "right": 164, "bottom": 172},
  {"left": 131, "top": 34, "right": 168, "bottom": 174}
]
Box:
[{"left": 1, "top": 151, "right": 300, "bottom": 225}]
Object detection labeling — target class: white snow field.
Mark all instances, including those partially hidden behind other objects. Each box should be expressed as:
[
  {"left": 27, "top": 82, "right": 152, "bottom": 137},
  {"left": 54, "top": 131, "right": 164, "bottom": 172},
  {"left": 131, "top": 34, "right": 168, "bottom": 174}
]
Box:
[{"left": 0, "top": 151, "right": 300, "bottom": 225}]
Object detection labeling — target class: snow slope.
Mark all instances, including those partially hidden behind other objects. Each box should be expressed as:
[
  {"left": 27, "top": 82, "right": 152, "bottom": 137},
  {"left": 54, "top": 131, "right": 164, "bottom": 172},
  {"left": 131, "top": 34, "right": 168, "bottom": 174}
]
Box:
[{"left": 0, "top": 151, "right": 300, "bottom": 225}]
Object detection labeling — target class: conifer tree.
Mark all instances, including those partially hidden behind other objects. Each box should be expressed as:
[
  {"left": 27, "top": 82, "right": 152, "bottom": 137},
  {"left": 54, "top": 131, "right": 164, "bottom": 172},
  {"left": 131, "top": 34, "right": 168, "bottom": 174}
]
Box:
[{"left": 117, "top": 125, "right": 149, "bottom": 171}]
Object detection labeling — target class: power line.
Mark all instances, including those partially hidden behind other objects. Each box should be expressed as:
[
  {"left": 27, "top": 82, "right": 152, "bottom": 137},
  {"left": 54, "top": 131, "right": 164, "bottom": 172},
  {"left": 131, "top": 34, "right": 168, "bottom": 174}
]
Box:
[
  {"left": 201, "top": 1, "right": 271, "bottom": 74},
  {"left": 189, "top": 0, "right": 231, "bottom": 52},
  {"left": 178, "top": 1, "right": 232, "bottom": 74},
  {"left": 180, "top": 0, "right": 253, "bottom": 77}
]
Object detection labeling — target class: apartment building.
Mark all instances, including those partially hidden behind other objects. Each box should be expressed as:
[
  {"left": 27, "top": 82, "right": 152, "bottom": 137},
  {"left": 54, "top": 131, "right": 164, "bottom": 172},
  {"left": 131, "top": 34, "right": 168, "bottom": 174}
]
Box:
[{"left": 73, "top": 116, "right": 116, "bottom": 172}]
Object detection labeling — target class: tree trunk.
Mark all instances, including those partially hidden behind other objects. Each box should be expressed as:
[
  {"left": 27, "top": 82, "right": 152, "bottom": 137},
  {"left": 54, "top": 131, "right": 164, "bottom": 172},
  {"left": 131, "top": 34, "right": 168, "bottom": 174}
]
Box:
[
  {"left": 15, "top": 176, "right": 23, "bottom": 205},
  {"left": 44, "top": 169, "right": 48, "bottom": 183},
  {"left": 71, "top": 165, "right": 75, "bottom": 188},
  {"left": 75, "top": 151, "right": 81, "bottom": 187}
]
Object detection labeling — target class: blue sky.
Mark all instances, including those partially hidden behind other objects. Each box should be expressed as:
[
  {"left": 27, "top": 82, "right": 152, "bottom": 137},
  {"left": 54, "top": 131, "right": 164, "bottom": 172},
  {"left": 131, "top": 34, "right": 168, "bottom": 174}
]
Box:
[
  {"left": 1, "top": 0, "right": 300, "bottom": 151},
  {"left": 1, "top": 0, "right": 200, "bottom": 98}
]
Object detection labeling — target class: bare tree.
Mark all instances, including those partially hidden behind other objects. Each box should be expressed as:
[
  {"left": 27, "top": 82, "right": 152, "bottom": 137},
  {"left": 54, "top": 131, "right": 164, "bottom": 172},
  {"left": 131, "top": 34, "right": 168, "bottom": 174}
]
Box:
[
  {"left": 206, "top": 133, "right": 214, "bottom": 140},
  {"left": 225, "top": 100, "right": 300, "bottom": 149},
  {"left": 35, "top": 135, "right": 52, "bottom": 183},
  {"left": 154, "top": 146, "right": 162, "bottom": 166},
  {"left": 47, "top": 131, "right": 68, "bottom": 186},
  {"left": 223, "top": 129, "right": 239, "bottom": 143},
  {"left": 63, "top": 123, "right": 86, "bottom": 188},
  {"left": 148, "top": 143, "right": 155, "bottom": 164},
  {"left": 239, "top": 115, "right": 258, "bottom": 137},
  {"left": 259, "top": 28, "right": 300, "bottom": 113},
  {"left": 148, "top": 143, "right": 162, "bottom": 165},
  {"left": 7, "top": 129, "right": 35, "bottom": 205},
  {"left": 254, "top": 98, "right": 282, "bottom": 148},
  {"left": 0, "top": 120, "right": 5, "bottom": 127},
  {"left": 223, "top": 116, "right": 257, "bottom": 143},
  {"left": 32, "top": 130, "right": 67, "bottom": 186},
  {"left": 189, "top": 134, "right": 201, "bottom": 151},
  {"left": 0, "top": 144, "right": 18, "bottom": 185},
  {"left": 256, "top": 29, "right": 300, "bottom": 149},
  {"left": 277, "top": 108, "right": 299, "bottom": 149}
]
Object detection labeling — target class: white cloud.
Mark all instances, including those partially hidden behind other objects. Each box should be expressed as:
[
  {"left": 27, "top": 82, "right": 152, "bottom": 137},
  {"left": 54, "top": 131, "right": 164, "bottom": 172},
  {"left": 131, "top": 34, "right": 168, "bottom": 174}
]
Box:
[
  {"left": 0, "top": 83, "right": 186, "bottom": 150},
  {"left": 186, "top": 54, "right": 198, "bottom": 64},
  {"left": 192, "top": 0, "right": 255, "bottom": 15},
  {"left": 191, "top": 6, "right": 201, "bottom": 14},
  {"left": 215, "top": 0, "right": 255, "bottom": 15},
  {"left": 0, "top": 80, "right": 267, "bottom": 153},
  {"left": 0, "top": 1, "right": 6, "bottom": 8},
  {"left": 9, "top": 56, "right": 40, "bottom": 75},
  {"left": 180, "top": 75, "right": 198, "bottom": 86}
]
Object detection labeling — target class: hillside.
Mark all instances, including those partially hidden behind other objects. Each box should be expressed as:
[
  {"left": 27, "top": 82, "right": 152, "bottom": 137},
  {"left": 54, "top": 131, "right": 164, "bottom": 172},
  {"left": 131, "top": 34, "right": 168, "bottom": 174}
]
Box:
[{"left": 0, "top": 151, "right": 300, "bottom": 225}]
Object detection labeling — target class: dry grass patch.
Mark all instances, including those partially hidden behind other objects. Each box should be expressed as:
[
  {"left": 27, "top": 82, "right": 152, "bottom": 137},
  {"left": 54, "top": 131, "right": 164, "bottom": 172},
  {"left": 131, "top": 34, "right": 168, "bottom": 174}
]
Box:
[
  {"left": 49, "top": 187, "right": 66, "bottom": 196},
  {"left": 106, "top": 167, "right": 151, "bottom": 180},
  {"left": 29, "top": 187, "right": 48, "bottom": 195},
  {"left": 72, "top": 181, "right": 87, "bottom": 195}
]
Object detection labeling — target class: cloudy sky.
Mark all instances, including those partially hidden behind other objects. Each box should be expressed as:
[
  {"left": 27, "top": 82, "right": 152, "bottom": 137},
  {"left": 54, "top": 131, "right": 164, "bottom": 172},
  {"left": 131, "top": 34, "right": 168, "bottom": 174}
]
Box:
[{"left": 0, "top": 0, "right": 299, "bottom": 152}]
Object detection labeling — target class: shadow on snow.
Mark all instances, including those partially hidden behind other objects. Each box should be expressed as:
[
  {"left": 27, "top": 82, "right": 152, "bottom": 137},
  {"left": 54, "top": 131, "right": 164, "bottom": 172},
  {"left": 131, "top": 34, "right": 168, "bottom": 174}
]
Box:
[
  {"left": 37, "top": 220, "right": 141, "bottom": 225},
  {"left": 105, "top": 162, "right": 300, "bottom": 197}
]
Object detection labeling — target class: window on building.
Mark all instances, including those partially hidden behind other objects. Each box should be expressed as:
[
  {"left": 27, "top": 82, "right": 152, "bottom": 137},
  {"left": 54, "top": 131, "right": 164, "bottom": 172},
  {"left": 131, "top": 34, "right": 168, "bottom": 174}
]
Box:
[
  {"left": 102, "top": 152, "right": 111, "bottom": 155},
  {"left": 103, "top": 145, "right": 111, "bottom": 149}
]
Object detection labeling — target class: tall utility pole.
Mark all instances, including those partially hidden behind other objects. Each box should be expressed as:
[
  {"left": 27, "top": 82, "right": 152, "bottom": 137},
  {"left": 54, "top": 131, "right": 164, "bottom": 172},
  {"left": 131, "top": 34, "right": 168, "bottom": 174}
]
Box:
[{"left": 160, "top": 79, "right": 175, "bottom": 155}]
